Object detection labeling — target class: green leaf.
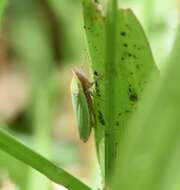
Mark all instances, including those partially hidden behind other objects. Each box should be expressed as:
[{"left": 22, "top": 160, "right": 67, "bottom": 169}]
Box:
[
  {"left": 113, "top": 24, "right": 180, "bottom": 190},
  {"left": 83, "top": 0, "right": 159, "bottom": 187},
  {"left": 0, "top": 126, "right": 91, "bottom": 190}
]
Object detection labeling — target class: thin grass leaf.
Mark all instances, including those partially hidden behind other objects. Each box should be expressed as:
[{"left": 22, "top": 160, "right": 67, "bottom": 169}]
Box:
[{"left": 0, "top": 125, "right": 92, "bottom": 190}]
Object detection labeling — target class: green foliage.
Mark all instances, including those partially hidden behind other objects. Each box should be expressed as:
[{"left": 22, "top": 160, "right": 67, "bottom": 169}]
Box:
[
  {"left": 0, "top": 1, "right": 92, "bottom": 190},
  {"left": 0, "top": 149, "right": 28, "bottom": 189},
  {"left": 0, "top": 0, "right": 179, "bottom": 190},
  {"left": 113, "top": 24, "right": 180, "bottom": 190},
  {"left": 0, "top": 125, "right": 91, "bottom": 190},
  {"left": 83, "top": 0, "right": 159, "bottom": 188}
]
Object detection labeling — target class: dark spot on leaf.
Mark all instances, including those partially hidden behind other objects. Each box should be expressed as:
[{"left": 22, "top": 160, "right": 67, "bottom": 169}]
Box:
[
  {"left": 121, "top": 57, "right": 125, "bottom": 61},
  {"left": 116, "top": 121, "right": 120, "bottom": 126},
  {"left": 98, "top": 110, "right": 105, "bottom": 125},
  {"left": 114, "top": 142, "right": 118, "bottom": 158},
  {"left": 94, "top": 46, "right": 98, "bottom": 50},
  {"left": 133, "top": 54, "right": 138, "bottom": 59},
  {"left": 95, "top": 87, "right": 101, "bottom": 97},
  {"left": 125, "top": 110, "right": 130, "bottom": 113},
  {"left": 128, "top": 53, "right": 132, "bottom": 57},
  {"left": 120, "top": 31, "right": 126, "bottom": 36},
  {"left": 130, "top": 72, "right": 133, "bottom": 75},
  {"left": 118, "top": 113, "right": 122, "bottom": 116},
  {"left": 136, "top": 65, "right": 140, "bottom": 69},
  {"left": 95, "top": 82, "right": 101, "bottom": 97},
  {"left": 128, "top": 87, "right": 138, "bottom": 102},
  {"left": 95, "top": 82, "right": 98, "bottom": 89},
  {"left": 124, "top": 43, "right": 128, "bottom": 47},
  {"left": 105, "top": 132, "right": 109, "bottom": 137},
  {"left": 94, "top": 71, "right": 98, "bottom": 76},
  {"left": 128, "top": 88, "right": 132, "bottom": 93},
  {"left": 129, "top": 93, "right": 138, "bottom": 102}
]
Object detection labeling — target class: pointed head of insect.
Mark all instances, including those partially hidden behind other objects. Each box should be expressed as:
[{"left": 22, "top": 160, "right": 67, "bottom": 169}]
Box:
[
  {"left": 71, "top": 71, "right": 83, "bottom": 95},
  {"left": 72, "top": 69, "right": 92, "bottom": 91}
]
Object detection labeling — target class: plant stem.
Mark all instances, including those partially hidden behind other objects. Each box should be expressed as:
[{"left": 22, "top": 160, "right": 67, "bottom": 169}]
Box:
[
  {"left": 105, "top": 0, "right": 117, "bottom": 187},
  {"left": 0, "top": 126, "right": 92, "bottom": 190}
]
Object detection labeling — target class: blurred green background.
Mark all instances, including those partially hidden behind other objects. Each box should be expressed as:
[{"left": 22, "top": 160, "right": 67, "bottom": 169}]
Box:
[{"left": 0, "top": 0, "right": 179, "bottom": 189}]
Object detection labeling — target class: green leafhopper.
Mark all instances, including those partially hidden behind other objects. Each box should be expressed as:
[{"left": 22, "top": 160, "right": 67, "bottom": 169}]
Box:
[{"left": 71, "top": 70, "right": 95, "bottom": 142}]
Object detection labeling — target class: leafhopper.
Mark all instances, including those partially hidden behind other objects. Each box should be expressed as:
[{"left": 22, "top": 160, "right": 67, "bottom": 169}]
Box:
[{"left": 71, "top": 70, "right": 95, "bottom": 142}]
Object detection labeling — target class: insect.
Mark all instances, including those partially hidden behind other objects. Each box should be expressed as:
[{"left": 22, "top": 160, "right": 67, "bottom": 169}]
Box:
[{"left": 70, "top": 69, "right": 95, "bottom": 142}]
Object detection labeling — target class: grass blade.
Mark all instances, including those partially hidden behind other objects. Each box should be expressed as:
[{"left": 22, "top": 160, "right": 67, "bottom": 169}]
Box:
[{"left": 0, "top": 126, "right": 92, "bottom": 190}]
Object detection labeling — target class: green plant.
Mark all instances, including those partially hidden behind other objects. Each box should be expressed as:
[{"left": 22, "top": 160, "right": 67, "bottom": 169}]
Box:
[
  {"left": 83, "top": 1, "right": 158, "bottom": 188},
  {"left": 0, "top": 0, "right": 179, "bottom": 190}
]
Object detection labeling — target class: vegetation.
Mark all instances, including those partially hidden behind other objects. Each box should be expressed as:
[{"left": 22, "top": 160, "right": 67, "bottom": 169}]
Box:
[{"left": 0, "top": 0, "right": 179, "bottom": 190}]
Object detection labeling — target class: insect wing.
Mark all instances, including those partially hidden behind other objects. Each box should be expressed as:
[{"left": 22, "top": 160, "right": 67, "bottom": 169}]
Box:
[{"left": 71, "top": 76, "right": 91, "bottom": 142}]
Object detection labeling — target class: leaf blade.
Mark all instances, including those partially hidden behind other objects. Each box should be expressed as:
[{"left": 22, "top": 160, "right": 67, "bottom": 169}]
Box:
[{"left": 0, "top": 125, "right": 92, "bottom": 190}]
